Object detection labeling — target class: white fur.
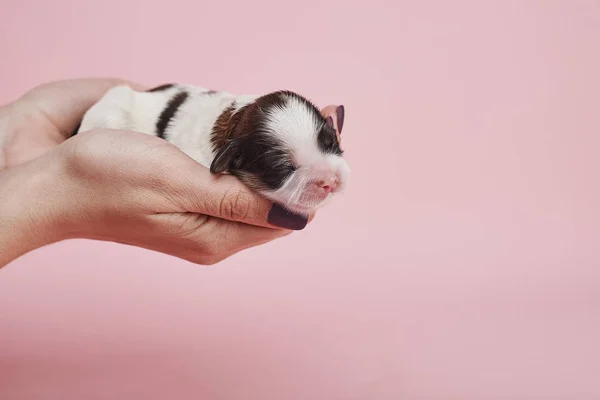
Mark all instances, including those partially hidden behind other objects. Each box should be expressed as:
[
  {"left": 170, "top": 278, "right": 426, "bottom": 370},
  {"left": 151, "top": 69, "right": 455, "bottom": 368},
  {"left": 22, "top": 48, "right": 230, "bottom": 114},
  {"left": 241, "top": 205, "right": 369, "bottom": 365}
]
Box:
[
  {"left": 78, "top": 84, "right": 349, "bottom": 213},
  {"left": 78, "top": 84, "right": 244, "bottom": 168}
]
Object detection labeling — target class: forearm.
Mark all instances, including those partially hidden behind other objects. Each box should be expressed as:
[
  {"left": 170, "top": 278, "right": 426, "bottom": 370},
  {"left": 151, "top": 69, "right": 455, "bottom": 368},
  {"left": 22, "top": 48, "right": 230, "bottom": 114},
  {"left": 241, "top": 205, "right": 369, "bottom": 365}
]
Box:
[
  {"left": 0, "top": 204, "right": 45, "bottom": 267},
  {"left": 0, "top": 157, "right": 66, "bottom": 268}
]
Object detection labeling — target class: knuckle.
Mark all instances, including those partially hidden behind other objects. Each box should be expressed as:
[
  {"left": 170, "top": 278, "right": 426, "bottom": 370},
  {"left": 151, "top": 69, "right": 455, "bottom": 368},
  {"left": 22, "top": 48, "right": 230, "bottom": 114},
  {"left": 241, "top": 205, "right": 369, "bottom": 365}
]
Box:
[
  {"left": 62, "top": 134, "right": 94, "bottom": 171},
  {"left": 198, "top": 236, "right": 225, "bottom": 266},
  {"left": 195, "top": 223, "right": 238, "bottom": 265},
  {"left": 220, "top": 187, "right": 253, "bottom": 221},
  {"left": 200, "top": 256, "right": 222, "bottom": 266},
  {"left": 61, "top": 132, "right": 106, "bottom": 175},
  {"left": 197, "top": 245, "right": 225, "bottom": 266},
  {"left": 60, "top": 131, "right": 129, "bottom": 184}
]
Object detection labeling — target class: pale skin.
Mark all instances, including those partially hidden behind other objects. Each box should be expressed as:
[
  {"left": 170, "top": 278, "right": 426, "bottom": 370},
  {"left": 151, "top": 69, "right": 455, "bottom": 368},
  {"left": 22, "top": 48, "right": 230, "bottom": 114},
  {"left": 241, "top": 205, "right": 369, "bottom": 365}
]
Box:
[{"left": 0, "top": 78, "right": 341, "bottom": 268}]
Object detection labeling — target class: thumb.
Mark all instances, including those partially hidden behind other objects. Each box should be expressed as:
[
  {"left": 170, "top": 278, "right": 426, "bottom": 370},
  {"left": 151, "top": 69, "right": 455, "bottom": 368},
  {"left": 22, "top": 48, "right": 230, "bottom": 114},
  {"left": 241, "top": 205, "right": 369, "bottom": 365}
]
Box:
[
  {"left": 19, "top": 78, "right": 148, "bottom": 139},
  {"left": 173, "top": 167, "right": 310, "bottom": 231}
]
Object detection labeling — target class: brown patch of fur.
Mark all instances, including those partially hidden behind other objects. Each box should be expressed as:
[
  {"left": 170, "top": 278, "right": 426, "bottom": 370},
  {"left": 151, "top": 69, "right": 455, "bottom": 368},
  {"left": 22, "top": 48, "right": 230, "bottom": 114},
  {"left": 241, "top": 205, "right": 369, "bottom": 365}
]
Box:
[{"left": 210, "top": 102, "right": 250, "bottom": 153}]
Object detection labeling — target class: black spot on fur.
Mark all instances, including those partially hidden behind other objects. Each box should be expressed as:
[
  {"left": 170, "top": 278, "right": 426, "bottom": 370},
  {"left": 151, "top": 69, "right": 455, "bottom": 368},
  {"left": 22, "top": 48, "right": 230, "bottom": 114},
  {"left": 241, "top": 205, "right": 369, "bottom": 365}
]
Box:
[
  {"left": 156, "top": 91, "right": 189, "bottom": 139},
  {"left": 229, "top": 134, "right": 296, "bottom": 191},
  {"left": 209, "top": 92, "right": 297, "bottom": 191},
  {"left": 147, "top": 83, "right": 175, "bottom": 92}
]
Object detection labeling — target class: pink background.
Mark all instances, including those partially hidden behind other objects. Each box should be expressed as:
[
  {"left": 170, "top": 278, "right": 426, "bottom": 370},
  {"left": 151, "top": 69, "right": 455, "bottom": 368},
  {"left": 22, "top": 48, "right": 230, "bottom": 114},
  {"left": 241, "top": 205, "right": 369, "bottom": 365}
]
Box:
[{"left": 1, "top": 1, "right": 599, "bottom": 399}]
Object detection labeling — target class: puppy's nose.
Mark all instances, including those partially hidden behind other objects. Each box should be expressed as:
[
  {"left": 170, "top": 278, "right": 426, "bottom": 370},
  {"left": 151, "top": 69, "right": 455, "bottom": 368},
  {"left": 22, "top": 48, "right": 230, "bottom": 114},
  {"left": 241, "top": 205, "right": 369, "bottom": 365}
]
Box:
[{"left": 316, "top": 175, "right": 339, "bottom": 193}]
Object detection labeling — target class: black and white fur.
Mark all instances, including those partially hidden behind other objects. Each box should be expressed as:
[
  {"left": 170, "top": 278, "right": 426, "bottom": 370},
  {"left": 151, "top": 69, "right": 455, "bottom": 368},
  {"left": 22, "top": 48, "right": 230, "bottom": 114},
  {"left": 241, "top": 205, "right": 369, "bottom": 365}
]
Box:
[{"left": 74, "top": 83, "right": 349, "bottom": 214}]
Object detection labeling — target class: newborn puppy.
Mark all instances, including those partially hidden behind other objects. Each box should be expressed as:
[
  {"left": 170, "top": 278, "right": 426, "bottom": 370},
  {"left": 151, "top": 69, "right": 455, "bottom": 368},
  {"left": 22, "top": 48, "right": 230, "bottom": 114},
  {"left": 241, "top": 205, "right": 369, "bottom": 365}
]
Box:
[{"left": 74, "top": 83, "right": 349, "bottom": 214}]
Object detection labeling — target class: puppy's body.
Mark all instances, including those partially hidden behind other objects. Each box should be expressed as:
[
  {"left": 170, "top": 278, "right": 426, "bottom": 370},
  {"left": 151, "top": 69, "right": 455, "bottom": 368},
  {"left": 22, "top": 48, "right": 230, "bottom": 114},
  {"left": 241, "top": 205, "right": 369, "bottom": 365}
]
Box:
[
  {"left": 77, "top": 84, "right": 252, "bottom": 168},
  {"left": 76, "top": 83, "right": 349, "bottom": 214}
]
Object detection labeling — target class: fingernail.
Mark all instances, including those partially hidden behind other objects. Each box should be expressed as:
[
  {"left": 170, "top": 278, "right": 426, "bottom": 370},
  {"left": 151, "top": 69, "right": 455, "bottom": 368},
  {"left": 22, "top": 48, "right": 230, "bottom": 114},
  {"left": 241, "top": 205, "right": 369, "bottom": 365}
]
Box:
[
  {"left": 268, "top": 203, "right": 308, "bottom": 230},
  {"left": 336, "top": 105, "right": 345, "bottom": 133}
]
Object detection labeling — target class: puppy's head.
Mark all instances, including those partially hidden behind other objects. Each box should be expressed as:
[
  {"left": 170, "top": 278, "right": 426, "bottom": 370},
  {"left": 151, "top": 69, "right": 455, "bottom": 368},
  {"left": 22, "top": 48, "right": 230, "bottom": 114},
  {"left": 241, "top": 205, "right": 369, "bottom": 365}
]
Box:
[{"left": 210, "top": 90, "right": 349, "bottom": 214}]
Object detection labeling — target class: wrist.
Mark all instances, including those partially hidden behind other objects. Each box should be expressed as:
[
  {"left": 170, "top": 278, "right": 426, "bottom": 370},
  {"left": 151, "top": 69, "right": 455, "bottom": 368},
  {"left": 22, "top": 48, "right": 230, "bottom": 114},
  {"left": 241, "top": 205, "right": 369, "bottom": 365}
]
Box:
[{"left": 0, "top": 153, "right": 72, "bottom": 267}]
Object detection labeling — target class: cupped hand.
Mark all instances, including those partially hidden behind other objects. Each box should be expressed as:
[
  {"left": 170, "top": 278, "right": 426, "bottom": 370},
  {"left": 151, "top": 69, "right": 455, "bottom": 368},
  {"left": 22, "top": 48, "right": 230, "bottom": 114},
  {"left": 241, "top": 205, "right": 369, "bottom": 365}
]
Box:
[
  {"left": 0, "top": 78, "right": 144, "bottom": 169},
  {"left": 0, "top": 79, "right": 309, "bottom": 266}
]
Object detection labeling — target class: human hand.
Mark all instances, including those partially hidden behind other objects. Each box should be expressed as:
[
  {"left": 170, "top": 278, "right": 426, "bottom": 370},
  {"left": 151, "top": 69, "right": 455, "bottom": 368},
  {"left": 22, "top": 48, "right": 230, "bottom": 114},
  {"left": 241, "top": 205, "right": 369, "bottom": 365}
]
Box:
[
  {"left": 0, "top": 78, "right": 143, "bottom": 169},
  {"left": 0, "top": 79, "right": 310, "bottom": 267}
]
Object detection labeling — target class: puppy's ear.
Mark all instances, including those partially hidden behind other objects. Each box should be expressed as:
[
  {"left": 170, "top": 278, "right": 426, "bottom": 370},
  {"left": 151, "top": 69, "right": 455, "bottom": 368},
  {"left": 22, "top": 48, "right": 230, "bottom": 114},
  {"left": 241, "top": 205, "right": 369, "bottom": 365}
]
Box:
[
  {"left": 210, "top": 139, "right": 242, "bottom": 174},
  {"left": 320, "top": 104, "right": 345, "bottom": 143}
]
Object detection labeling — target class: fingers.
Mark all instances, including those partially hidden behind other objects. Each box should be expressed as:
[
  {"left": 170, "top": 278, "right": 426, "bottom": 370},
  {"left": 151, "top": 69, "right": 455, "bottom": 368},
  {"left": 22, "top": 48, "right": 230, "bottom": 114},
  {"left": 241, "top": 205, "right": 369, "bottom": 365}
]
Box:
[
  {"left": 148, "top": 211, "right": 293, "bottom": 266},
  {"left": 62, "top": 128, "right": 313, "bottom": 231},
  {"left": 19, "top": 78, "right": 148, "bottom": 138},
  {"left": 149, "top": 147, "right": 311, "bottom": 230},
  {"left": 200, "top": 217, "right": 293, "bottom": 264},
  {"left": 176, "top": 169, "right": 311, "bottom": 231}
]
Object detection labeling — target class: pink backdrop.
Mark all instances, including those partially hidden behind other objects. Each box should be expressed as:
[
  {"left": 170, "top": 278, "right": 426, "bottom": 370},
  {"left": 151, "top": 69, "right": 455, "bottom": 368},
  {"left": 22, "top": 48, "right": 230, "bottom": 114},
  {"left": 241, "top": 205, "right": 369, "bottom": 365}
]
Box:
[{"left": 1, "top": 1, "right": 599, "bottom": 399}]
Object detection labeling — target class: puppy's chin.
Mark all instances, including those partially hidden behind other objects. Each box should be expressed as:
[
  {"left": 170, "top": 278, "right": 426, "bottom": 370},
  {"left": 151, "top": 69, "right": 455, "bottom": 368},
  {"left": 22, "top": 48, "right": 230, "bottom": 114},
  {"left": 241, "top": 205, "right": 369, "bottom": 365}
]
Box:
[
  {"left": 260, "top": 190, "right": 334, "bottom": 215},
  {"left": 255, "top": 177, "right": 347, "bottom": 215}
]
